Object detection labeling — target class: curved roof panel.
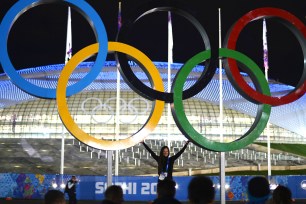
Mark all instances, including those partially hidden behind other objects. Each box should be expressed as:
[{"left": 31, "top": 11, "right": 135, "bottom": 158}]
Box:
[{"left": 0, "top": 61, "right": 305, "bottom": 137}]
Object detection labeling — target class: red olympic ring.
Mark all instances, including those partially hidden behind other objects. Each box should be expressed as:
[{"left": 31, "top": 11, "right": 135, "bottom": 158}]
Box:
[{"left": 226, "top": 7, "right": 306, "bottom": 106}]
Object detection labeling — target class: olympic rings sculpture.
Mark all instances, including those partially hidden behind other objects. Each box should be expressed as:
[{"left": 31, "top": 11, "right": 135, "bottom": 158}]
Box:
[{"left": 0, "top": 0, "right": 305, "bottom": 151}]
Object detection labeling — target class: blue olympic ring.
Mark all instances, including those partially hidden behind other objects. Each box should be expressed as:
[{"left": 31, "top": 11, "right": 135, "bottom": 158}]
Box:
[{"left": 0, "top": 0, "right": 108, "bottom": 99}]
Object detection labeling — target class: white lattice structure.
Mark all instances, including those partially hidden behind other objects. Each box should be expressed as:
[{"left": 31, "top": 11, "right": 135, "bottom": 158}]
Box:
[{"left": 0, "top": 61, "right": 305, "bottom": 143}]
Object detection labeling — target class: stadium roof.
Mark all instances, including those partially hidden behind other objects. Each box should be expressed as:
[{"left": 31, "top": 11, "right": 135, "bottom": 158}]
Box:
[{"left": 0, "top": 61, "right": 305, "bottom": 137}]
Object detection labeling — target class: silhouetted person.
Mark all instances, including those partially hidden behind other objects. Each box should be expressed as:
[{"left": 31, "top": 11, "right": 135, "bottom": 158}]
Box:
[
  {"left": 188, "top": 176, "right": 215, "bottom": 204},
  {"left": 65, "top": 175, "right": 78, "bottom": 204},
  {"left": 44, "top": 190, "right": 65, "bottom": 204},
  {"left": 247, "top": 176, "right": 270, "bottom": 204},
  {"left": 12, "top": 114, "right": 16, "bottom": 133},
  {"left": 152, "top": 179, "right": 181, "bottom": 204},
  {"left": 141, "top": 140, "right": 189, "bottom": 182},
  {"left": 272, "top": 185, "right": 293, "bottom": 204},
  {"left": 101, "top": 185, "right": 124, "bottom": 204}
]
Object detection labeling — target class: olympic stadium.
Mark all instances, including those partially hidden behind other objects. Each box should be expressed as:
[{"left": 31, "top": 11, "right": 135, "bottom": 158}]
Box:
[{"left": 0, "top": 60, "right": 305, "bottom": 176}]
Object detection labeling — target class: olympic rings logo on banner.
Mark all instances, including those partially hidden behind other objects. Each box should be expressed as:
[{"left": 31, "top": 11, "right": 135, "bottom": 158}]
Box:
[
  {"left": 0, "top": 0, "right": 305, "bottom": 151},
  {"left": 81, "top": 97, "right": 150, "bottom": 124}
]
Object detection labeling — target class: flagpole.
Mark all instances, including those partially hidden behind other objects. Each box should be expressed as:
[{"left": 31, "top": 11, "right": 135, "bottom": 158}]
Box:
[
  {"left": 218, "top": 8, "right": 226, "bottom": 204},
  {"left": 107, "top": 1, "right": 122, "bottom": 187},
  {"left": 114, "top": 1, "right": 122, "bottom": 177},
  {"left": 263, "top": 18, "right": 271, "bottom": 177},
  {"left": 167, "top": 11, "right": 173, "bottom": 147},
  {"left": 61, "top": 6, "right": 72, "bottom": 187},
  {"left": 61, "top": 5, "right": 72, "bottom": 174}
]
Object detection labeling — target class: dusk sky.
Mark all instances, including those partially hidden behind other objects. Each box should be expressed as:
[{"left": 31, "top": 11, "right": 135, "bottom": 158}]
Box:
[{"left": 0, "top": 0, "right": 305, "bottom": 86}]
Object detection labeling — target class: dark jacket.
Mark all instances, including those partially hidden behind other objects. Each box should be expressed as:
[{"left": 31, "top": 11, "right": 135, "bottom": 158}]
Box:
[
  {"left": 65, "top": 179, "right": 77, "bottom": 194},
  {"left": 101, "top": 200, "right": 116, "bottom": 204},
  {"left": 152, "top": 197, "right": 182, "bottom": 204}
]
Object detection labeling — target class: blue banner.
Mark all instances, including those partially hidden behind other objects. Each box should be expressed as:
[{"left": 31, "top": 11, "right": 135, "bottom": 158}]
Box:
[{"left": 0, "top": 173, "right": 306, "bottom": 201}]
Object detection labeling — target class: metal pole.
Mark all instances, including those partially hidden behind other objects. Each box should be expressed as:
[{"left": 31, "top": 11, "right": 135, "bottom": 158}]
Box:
[
  {"left": 114, "top": 1, "right": 122, "bottom": 177},
  {"left": 60, "top": 126, "right": 65, "bottom": 175},
  {"left": 167, "top": 11, "right": 173, "bottom": 147},
  {"left": 115, "top": 63, "right": 120, "bottom": 176},
  {"left": 60, "top": 6, "right": 72, "bottom": 179},
  {"left": 263, "top": 18, "right": 271, "bottom": 176},
  {"left": 218, "top": 8, "right": 226, "bottom": 204},
  {"left": 107, "top": 150, "right": 113, "bottom": 187}
]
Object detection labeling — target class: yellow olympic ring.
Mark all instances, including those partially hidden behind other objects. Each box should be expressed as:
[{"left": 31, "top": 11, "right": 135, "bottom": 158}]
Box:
[{"left": 56, "top": 42, "right": 165, "bottom": 150}]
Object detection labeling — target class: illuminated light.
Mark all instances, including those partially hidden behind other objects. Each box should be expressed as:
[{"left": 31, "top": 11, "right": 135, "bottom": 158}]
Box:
[
  {"left": 301, "top": 180, "right": 306, "bottom": 190},
  {"left": 36, "top": 166, "right": 42, "bottom": 168},
  {"left": 270, "top": 183, "right": 278, "bottom": 190},
  {"left": 215, "top": 184, "right": 230, "bottom": 189},
  {"left": 225, "top": 184, "right": 230, "bottom": 190},
  {"left": 7, "top": 149, "right": 12, "bottom": 151},
  {"left": 175, "top": 184, "right": 179, "bottom": 189},
  {"left": 60, "top": 183, "right": 66, "bottom": 189},
  {"left": 14, "top": 165, "right": 21, "bottom": 168},
  {"left": 52, "top": 183, "right": 58, "bottom": 188}
]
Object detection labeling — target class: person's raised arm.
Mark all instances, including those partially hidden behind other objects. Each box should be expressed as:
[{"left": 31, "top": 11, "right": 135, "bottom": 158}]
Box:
[
  {"left": 172, "top": 141, "right": 190, "bottom": 160},
  {"left": 141, "top": 141, "right": 158, "bottom": 161}
]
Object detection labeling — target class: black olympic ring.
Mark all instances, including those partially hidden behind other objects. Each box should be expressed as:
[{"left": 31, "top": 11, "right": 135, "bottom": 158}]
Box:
[{"left": 116, "top": 0, "right": 218, "bottom": 103}]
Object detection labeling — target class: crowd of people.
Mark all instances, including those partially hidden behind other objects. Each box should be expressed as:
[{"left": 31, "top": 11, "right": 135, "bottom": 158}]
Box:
[{"left": 44, "top": 175, "right": 294, "bottom": 204}]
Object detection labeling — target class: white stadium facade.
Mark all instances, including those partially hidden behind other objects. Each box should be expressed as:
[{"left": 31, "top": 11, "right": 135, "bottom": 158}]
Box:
[{"left": 0, "top": 61, "right": 305, "bottom": 176}]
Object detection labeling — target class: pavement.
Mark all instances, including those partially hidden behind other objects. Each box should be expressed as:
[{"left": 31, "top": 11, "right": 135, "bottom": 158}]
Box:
[{"left": 0, "top": 138, "right": 306, "bottom": 176}]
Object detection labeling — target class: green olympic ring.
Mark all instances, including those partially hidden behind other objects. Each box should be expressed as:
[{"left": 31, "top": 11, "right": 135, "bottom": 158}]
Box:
[{"left": 172, "top": 48, "right": 271, "bottom": 152}]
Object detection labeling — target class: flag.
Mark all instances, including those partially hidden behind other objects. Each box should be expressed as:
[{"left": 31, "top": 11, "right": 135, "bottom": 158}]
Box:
[
  {"left": 117, "top": 2, "right": 122, "bottom": 71},
  {"left": 168, "top": 11, "right": 173, "bottom": 64},
  {"left": 167, "top": 11, "right": 174, "bottom": 142},
  {"left": 263, "top": 18, "right": 269, "bottom": 72},
  {"left": 118, "top": 2, "right": 122, "bottom": 31},
  {"left": 65, "top": 7, "right": 72, "bottom": 64}
]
